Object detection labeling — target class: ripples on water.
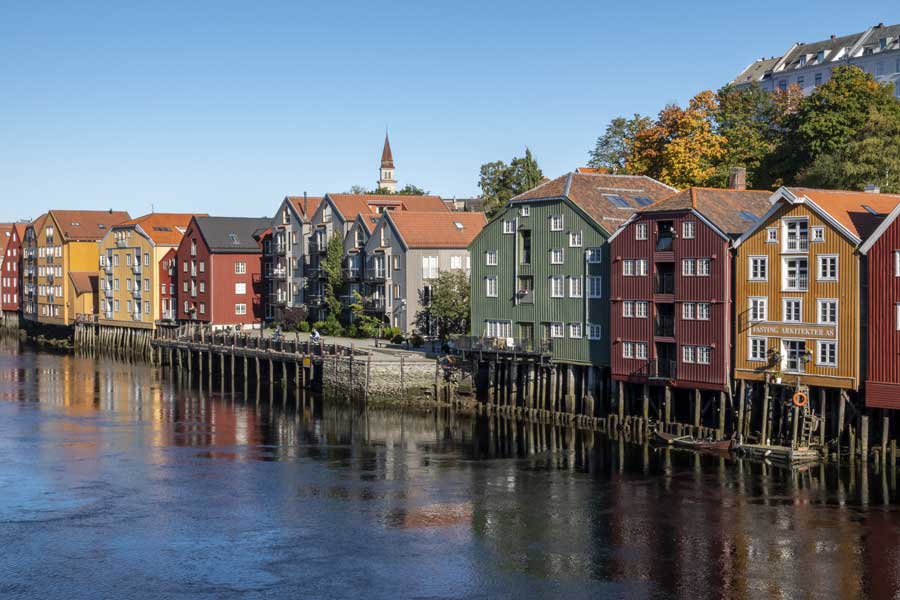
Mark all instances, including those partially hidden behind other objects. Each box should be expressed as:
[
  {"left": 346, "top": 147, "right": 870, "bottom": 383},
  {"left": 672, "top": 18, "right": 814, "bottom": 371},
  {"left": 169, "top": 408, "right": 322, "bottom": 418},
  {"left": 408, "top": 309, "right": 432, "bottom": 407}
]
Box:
[{"left": 0, "top": 340, "right": 898, "bottom": 599}]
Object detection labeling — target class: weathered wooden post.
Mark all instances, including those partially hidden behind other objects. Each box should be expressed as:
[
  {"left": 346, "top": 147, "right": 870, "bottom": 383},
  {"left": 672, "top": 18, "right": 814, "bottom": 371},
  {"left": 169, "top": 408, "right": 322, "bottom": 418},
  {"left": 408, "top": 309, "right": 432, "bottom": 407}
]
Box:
[
  {"left": 693, "top": 389, "right": 701, "bottom": 429},
  {"left": 737, "top": 381, "right": 746, "bottom": 439},
  {"left": 761, "top": 383, "right": 770, "bottom": 444},
  {"left": 861, "top": 415, "right": 870, "bottom": 462},
  {"left": 718, "top": 392, "right": 726, "bottom": 438}
]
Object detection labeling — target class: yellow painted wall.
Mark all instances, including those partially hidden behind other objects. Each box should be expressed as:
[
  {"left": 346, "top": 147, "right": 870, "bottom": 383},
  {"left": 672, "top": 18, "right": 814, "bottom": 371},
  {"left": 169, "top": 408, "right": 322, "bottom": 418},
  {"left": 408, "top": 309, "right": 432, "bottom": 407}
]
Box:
[{"left": 98, "top": 227, "right": 167, "bottom": 330}]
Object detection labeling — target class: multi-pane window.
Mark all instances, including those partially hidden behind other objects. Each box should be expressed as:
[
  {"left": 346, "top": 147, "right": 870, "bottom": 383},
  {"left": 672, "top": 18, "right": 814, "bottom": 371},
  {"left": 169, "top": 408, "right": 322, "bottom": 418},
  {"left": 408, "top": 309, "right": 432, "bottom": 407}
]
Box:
[
  {"left": 635, "top": 301, "right": 648, "bottom": 318},
  {"left": 697, "top": 303, "right": 710, "bottom": 320},
  {"left": 235, "top": 303, "right": 246, "bottom": 315},
  {"left": 635, "top": 342, "right": 648, "bottom": 360},
  {"left": 683, "top": 259, "right": 696, "bottom": 276},
  {"left": 569, "top": 323, "right": 583, "bottom": 338},
  {"left": 235, "top": 261, "right": 246, "bottom": 274},
  {"left": 766, "top": 228, "right": 778, "bottom": 243},
  {"left": 683, "top": 303, "right": 696, "bottom": 320},
  {"left": 586, "top": 247, "right": 602, "bottom": 263},
  {"left": 550, "top": 248, "right": 564, "bottom": 264},
  {"left": 623, "top": 342, "right": 634, "bottom": 359},
  {"left": 422, "top": 256, "right": 438, "bottom": 279},
  {"left": 749, "top": 297, "right": 767, "bottom": 322},
  {"left": 484, "top": 320, "right": 512, "bottom": 338},
  {"left": 818, "top": 299, "right": 837, "bottom": 324},
  {"left": 683, "top": 345, "right": 711, "bottom": 364},
  {"left": 784, "top": 340, "right": 807, "bottom": 372},
  {"left": 683, "top": 221, "right": 696, "bottom": 239},
  {"left": 519, "top": 206, "right": 530, "bottom": 217},
  {"left": 623, "top": 342, "right": 647, "bottom": 359},
  {"left": 697, "top": 346, "right": 711, "bottom": 364},
  {"left": 623, "top": 301, "right": 635, "bottom": 318},
  {"left": 503, "top": 220, "right": 515, "bottom": 234},
  {"left": 784, "top": 219, "right": 809, "bottom": 252},
  {"left": 817, "top": 255, "right": 838, "bottom": 281},
  {"left": 587, "top": 324, "right": 602, "bottom": 340},
  {"left": 569, "top": 231, "right": 583, "bottom": 247},
  {"left": 549, "top": 276, "right": 564, "bottom": 298},
  {"left": 895, "top": 250, "right": 900, "bottom": 276},
  {"left": 623, "top": 260, "right": 635, "bottom": 276},
  {"left": 812, "top": 227, "right": 825, "bottom": 243},
  {"left": 749, "top": 256, "right": 768, "bottom": 281},
  {"left": 683, "top": 345, "right": 695, "bottom": 363},
  {"left": 485, "top": 250, "right": 497, "bottom": 266},
  {"left": 784, "top": 257, "right": 808, "bottom": 291},
  {"left": 235, "top": 282, "right": 246, "bottom": 295},
  {"left": 568, "top": 276, "right": 583, "bottom": 298},
  {"left": 783, "top": 299, "right": 802, "bottom": 322},
  {"left": 450, "top": 256, "right": 462, "bottom": 270},
  {"left": 749, "top": 337, "right": 767, "bottom": 361},
  {"left": 588, "top": 276, "right": 602, "bottom": 298},
  {"left": 485, "top": 276, "right": 498, "bottom": 297},
  {"left": 636, "top": 260, "right": 648, "bottom": 276},
  {"left": 550, "top": 322, "right": 564, "bottom": 338},
  {"left": 635, "top": 223, "right": 648, "bottom": 240},
  {"left": 817, "top": 341, "right": 837, "bottom": 367},
  {"left": 697, "top": 259, "right": 711, "bottom": 276},
  {"left": 550, "top": 215, "right": 563, "bottom": 231}
]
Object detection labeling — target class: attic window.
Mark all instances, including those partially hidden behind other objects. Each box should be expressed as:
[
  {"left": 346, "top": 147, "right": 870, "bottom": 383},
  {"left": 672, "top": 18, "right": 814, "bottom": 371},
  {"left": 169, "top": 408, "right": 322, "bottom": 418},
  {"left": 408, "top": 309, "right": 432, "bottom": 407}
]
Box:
[
  {"left": 634, "top": 196, "right": 653, "bottom": 207},
  {"left": 604, "top": 194, "right": 630, "bottom": 208},
  {"left": 454, "top": 222, "right": 464, "bottom": 230},
  {"left": 71, "top": 222, "right": 80, "bottom": 226},
  {"left": 863, "top": 205, "right": 880, "bottom": 216},
  {"left": 229, "top": 233, "right": 239, "bottom": 244},
  {"left": 98, "top": 224, "right": 105, "bottom": 229},
  {"left": 799, "top": 55, "right": 807, "bottom": 67},
  {"left": 153, "top": 226, "right": 172, "bottom": 232},
  {"left": 816, "top": 50, "right": 825, "bottom": 62},
  {"left": 737, "top": 211, "right": 760, "bottom": 223}
]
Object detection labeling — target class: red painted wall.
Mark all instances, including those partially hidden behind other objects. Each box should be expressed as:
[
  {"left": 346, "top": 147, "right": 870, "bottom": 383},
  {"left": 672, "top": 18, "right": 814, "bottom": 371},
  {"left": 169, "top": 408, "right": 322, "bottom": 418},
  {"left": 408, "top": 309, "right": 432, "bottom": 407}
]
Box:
[
  {"left": 1, "top": 228, "right": 22, "bottom": 312},
  {"left": 174, "top": 220, "right": 263, "bottom": 326},
  {"left": 866, "top": 218, "right": 900, "bottom": 407},
  {"left": 159, "top": 248, "right": 177, "bottom": 320},
  {"left": 610, "top": 211, "right": 731, "bottom": 391}
]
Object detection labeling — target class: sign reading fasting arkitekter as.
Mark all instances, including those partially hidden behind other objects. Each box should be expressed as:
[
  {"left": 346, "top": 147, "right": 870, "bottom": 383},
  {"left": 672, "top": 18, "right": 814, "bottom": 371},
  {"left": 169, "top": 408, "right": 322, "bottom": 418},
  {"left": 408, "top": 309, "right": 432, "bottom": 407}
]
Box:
[{"left": 748, "top": 322, "right": 837, "bottom": 340}]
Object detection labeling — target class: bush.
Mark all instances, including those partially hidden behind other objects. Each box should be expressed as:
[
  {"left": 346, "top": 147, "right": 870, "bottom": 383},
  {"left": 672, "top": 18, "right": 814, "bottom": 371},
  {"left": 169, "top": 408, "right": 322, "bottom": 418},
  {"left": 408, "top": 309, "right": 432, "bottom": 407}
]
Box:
[
  {"left": 298, "top": 321, "right": 310, "bottom": 333},
  {"left": 318, "top": 315, "right": 344, "bottom": 336},
  {"left": 345, "top": 324, "right": 358, "bottom": 338},
  {"left": 382, "top": 326, "right": 402, "bottom": 340},
  {"left": 411, "top": 334, "right": 425, "bottom": 348}
]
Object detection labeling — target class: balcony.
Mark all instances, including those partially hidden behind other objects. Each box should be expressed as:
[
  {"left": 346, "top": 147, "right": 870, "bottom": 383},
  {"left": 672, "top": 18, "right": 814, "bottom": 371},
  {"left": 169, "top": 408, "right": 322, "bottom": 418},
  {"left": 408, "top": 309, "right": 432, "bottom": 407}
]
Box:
[
  {"left": 47, "top": 273, "right": 54, "bottom": 284},
  {"left": 785, "top": 275, "right": 809, "bottom": 291},
  {"left": 309, "top": 238, "right": 326, "bottom": 255},
  {"left": 133, "top": 261, "right": 142, "bottom": 274},
  {"left": 270, "top": 267, "right": 287, "bottom": 280},
  {"left": 104, "top": 311, "right": 113, "bottom": 320},
  {"left": 270, "top": 291, "right": 288, "bottom": 305},
  {"left": 646, "top": 359, "right": 677, "bottom": 380},
  {"left": 307, "top": 292, "right": 325, "bottom": 306},
  {"left": 364, "top": 297, "right": 386, "bottom": 312},
  {"left": 133, "top": 287, "right": 142, "bottom": 297},
  {"left": 452, "top": 336, "right": 552, "bottom": 355},
  {"left": 274, "top": 242, "right": 287, "bottom": 256},
  {"left": 307, "top": 266, "right": 325, "bottom": 279},
  {"left": 367, "top": 269, "right": 387, "bottom": 282},
  {"left": 655, "top": 315, "right": 675, "bottom": 338},
  {"left": 132, "top": 313, "right": 143, "bottom": 322},
  {"left": 116, "top": 238, "right": 128, "bottom": 248},
  {"left": 654, "top": 272, "right": 675, "bottom": 295},
  {"left": 785, "top": 237, "right": 809, "bottom": 253},
  {"left": 342, "top": 267, "right": 362, "bottom": 281}
]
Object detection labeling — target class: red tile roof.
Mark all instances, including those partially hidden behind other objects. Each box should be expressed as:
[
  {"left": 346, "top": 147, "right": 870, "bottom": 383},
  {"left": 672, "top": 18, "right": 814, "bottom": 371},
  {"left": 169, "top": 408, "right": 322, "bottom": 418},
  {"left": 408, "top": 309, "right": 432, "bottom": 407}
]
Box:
[
  {"left": 49, "top": 210, "right": 131, "bottom": 241},
  {"left": 68, "top": 271, "right": 98, "bottom": 295},
  {"left": 286, "top": 196, "right": 323, "bottom": 221},
  {"left": 122, "top": 213, "right": 206, "bottom": 245},
  {"left": 386, "top": 211, "right": 487, "bottom": 249},
  {"left": 326, "top": 194, "right": 447, "bottom": 222},
  {"left": 787, "top": 188, "right": 900, "bottom": 241}
]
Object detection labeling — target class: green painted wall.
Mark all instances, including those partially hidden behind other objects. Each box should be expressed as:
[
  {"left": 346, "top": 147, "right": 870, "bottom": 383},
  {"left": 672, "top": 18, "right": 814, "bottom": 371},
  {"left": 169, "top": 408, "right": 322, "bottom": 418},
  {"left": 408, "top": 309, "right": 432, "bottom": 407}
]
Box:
[{"left": 469, "top": 198, "right": 609, "bottom": 366}]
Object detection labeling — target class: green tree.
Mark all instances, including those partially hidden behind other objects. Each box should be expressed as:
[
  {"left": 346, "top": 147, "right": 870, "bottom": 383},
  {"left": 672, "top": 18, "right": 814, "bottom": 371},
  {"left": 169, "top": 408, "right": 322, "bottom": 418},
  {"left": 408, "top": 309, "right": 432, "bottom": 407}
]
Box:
[
  {"left": 799, "top": 108, "right": 900, "bottom": 193},
  {"left": 348, "top": 290, "right": 383, "bottom": 337},
  {"left": 348, "top": 185, "right": 368, "bottom": 194},
  {"left": 414, "top": 270, "right": 470, "bottom": 337},
  {"left": 711, "top": 83, "right": 778, "bottom": 187},
  {"left": 478, "top": 148, "right": 543, "bottom": 217},
  {"left": 587, "top": 114, "right": 651, "bottom": 173},
  {"left": 322, "top": 233, "right": 344, "bottom": 319},
  {"left": 397, "top": 184, "right": 428, "bottom": 195}
]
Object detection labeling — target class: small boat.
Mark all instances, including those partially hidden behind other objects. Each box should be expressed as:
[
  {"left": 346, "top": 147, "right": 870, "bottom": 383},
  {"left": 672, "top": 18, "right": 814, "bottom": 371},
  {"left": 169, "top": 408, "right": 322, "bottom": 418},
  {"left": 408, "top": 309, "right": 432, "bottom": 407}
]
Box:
[{"left": 654, "top": 430, "right": 740, "bottom": 453}]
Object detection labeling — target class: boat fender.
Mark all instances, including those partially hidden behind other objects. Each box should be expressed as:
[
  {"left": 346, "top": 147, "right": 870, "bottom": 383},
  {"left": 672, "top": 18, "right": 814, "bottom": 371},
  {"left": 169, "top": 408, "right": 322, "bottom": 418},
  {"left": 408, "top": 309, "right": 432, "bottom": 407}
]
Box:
[{"left": 792, "top": 392, "right": 808, "bottom": 408}]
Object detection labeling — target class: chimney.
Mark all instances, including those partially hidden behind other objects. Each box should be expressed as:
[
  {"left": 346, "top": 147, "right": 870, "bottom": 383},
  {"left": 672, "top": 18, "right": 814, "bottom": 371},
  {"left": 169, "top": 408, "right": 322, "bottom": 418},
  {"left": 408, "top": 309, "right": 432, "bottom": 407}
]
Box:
[
  {"left": 304, "top": 192, "right": 308, "bottom": 218},
  {"left": 728, "top": 167, "right": 747, "bottom": 191},
  {"left": 865, "top": 183, "right": 881, "bottom": 193}
]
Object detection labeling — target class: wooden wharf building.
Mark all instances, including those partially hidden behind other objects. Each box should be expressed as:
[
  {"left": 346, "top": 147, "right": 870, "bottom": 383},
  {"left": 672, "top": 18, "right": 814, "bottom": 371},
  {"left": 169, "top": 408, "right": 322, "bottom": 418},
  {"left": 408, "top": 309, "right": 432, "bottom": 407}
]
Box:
[{"left": 608, "top": 185, "right": 771, "bottom": 433}]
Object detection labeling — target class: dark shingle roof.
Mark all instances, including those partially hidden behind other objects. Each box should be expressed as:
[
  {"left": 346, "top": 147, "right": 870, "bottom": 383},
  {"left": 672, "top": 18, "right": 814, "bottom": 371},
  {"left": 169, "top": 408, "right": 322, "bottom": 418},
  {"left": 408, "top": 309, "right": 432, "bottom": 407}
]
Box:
[
  {"left": 193, "top": 216, "right": 271, "bottom": 253},
  {"left": 640, "top": 188, "right": 772, "bottom": 238}
]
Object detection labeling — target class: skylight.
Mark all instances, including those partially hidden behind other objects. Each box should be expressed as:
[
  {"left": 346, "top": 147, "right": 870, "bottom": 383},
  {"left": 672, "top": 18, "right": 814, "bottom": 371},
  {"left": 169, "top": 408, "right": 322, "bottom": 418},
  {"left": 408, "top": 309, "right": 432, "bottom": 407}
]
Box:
[
  {"left": 737, "top": 211, "right": 760, "bottom": 222},
  {"left": 229, "top": 233, "right": 239, "bottom": 244},
  {"left": 153, "top": 226, "right": 172, "bottom": 232},
  {"left": 454, "top": 222, "right": 464, "bottom": 230},
  {"left": 863, "top": 205, "right": 880, "bottom": 216},
  {"left": 604, "top": 194, "right": 630, "bottom": 208},
  {"left": 634, "top": 196, "right": 654, "bottom": 207}
]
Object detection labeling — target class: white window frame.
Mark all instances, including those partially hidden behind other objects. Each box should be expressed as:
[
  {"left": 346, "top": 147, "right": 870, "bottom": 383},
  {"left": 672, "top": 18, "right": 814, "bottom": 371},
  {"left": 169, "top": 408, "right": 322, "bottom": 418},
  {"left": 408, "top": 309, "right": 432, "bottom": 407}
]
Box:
[
  {"left": 588, "top": 276, "right": 602, "bottom": 299},
  {"left": 569, "top": 323, "right": 583, "bottom": 339},
  {"left": 519, "top": 205, "right": 530, "bottom": 217},
  {"left": 817, "top": 299, "right": 837, "bottom": 325},
  {"left": 623, "top": 260, "right": 635, "bottom": 276},
  {"left": 235, "top": 303, "right": 247, "bottom": 316},
  {"left": 749, "top": 297, "right": 767, "bottom": 322},
  {"left": 749, "top": 337, "right": 767, "bottom": 362},
  {"left": 586, "top": 247, "right": 602, "bottom": 263},
  {"left": 549, "top": 275, "right": 564, "bottom": 298},
  {"left": 550, "top": 322, "right": 564, "bottom": 338},
  {"left": 683, "top": 345, "right": 696, "bottom": 364},
  {"left": 587, "top": 323, "right": 602, "bottom": 340},
  {"left": 623, "top": 342, "right": 634, "bottom": 359},
  {"left": 683, "top": 302, "right": 696, "bottom": 320},
  {"left": 503, "top": 220, "right": 515, "bottom": 234},
  {"left": 697, "top": 346, "right": 711, "bottom": 364},
  {"left": 697, "top": 258, "right": 711, "bottom": 277},
  {"left": 766, "top": 228, "right": 778, "bottom": 244},
  {"left": 235, "top": 261, "right": 246, "bottom": 275},
  {"left": 485, "top": 275, "right": 498, "bottom": 298},
  {"left": 550, "top": 248, "right": 564, "bottom": 264},
  {"left": 783, "top": 257, "right": 809, "bottom": 291},
  {"left": 817, "top": 254, "right": 838, "bottom": 281},
  {"left": 636, "top": 259, "right": 648, "bottom": 276},
  {"left": 568, "top": 276, "right": 583, "bottom": 298},
  {"left": 484, "top": 320, "right": 512, "bottom": 338},
  {"left": 811, "top": 226, "right": 825, "bottom": 243},
  {"left": 635, "top": 343, "right": 648, "bottom": 360},
  {"left": 623, "top": 301, "right": 634, "bottom": 318},
  {"left": 682, "top": 221, "right": 696, "bottom": 239},
  {"left": 568, "top": 231, "right": 583, "bottom": 247},
  {"left": 895, "top": 251, "right": 900, "bottom": 277},
  {"left": 816, "top": 340, "right": 837, "bottom": 367},
  {"left": 549, "top": 215, "right": 563, "bottom": 231},
  {"left": 749, "top": 256, "right": 768, "bottom": 281},
  {"left": 635, "top": 223, "right": 648, "bottom": 241},
  {"left": 635, "top": 301, "right": 649, "bottom": 318},
  {"left": 783, "top": 298, "right": 803, "bottom": 323},
  {"left": 682, "top": 259, "right": 696, "bottom": 277},
  {"left": 485, "top": 250, "right": 498, "bottom": 266},
  {"left": 697, "top": 302, "right": 710, "bottom": 321},
  {"left": 235, "top": 282, "right": 246, "bottom": 295}
]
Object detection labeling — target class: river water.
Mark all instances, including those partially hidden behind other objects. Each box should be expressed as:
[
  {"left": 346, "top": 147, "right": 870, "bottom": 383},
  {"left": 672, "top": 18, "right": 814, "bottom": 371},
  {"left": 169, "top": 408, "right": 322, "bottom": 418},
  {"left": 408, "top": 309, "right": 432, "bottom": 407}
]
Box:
[{"left": 1, "top": 340, "right": 899, "bottom": 599}]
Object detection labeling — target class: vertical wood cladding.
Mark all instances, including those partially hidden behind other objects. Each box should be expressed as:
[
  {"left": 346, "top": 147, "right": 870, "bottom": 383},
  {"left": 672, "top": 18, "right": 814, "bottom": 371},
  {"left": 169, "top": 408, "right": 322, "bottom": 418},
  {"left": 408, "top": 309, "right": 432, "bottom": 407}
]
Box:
[
  {"left": 734, "top": 203, "right": 860, "bottom": 390},
  {"left": 865, "top": 217, "right": 900, "bottom": 406},
  {"left": 611, "top": 211, "right": 731, "bottom": 391}
]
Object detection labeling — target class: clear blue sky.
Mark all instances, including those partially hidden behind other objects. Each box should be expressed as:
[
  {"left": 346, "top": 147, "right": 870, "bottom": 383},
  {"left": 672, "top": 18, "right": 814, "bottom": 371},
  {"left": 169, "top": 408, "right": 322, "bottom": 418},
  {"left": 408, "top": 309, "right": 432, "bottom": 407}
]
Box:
[{"left": 1, "top": 1, "right": 897, "bottom": 220}]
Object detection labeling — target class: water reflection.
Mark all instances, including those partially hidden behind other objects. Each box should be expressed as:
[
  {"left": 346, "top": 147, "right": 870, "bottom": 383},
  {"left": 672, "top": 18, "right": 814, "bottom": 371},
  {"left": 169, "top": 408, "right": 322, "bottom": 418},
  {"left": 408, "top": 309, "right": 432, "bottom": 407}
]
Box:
[{"left": 0, "top": 338, "right": 897, "bottom": 599}]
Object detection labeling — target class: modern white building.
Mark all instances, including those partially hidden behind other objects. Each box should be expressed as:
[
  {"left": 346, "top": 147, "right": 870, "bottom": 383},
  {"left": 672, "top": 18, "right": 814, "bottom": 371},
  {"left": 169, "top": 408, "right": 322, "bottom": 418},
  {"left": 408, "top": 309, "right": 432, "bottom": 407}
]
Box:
[
  {"left": 266, "top": 195, "right": 322, "bottom": 322},
  {"left": 733, "top": 22, "right": 900, "bottom": 97}
]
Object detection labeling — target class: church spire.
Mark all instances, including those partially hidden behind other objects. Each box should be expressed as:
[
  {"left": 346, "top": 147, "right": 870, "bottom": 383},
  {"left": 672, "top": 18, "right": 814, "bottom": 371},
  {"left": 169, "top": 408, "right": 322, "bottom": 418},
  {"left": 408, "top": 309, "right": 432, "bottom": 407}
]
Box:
[{"left": 377, "top": 131, "right": 397, "bottom": 192}]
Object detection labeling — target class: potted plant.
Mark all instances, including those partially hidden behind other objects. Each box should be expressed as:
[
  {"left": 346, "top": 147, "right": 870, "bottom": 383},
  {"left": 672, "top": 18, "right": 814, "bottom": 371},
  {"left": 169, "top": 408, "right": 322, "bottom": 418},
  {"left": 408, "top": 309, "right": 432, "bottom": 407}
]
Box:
[{"left": 768, "top": 369, "right": 784, "bottom": 385}]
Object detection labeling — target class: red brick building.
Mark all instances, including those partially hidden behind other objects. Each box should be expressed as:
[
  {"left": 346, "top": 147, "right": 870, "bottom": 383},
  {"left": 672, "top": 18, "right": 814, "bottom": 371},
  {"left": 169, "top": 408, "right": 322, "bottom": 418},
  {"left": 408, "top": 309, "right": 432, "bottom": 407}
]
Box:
[
  {"left": 174, "top": 216, "right": 269, "bottom": 328},
  {"left": 859, "top": 200, "right": 900, "bottom": 407},
  {"left": 608, "top": 186, "right": 770, "bottom": 415}
]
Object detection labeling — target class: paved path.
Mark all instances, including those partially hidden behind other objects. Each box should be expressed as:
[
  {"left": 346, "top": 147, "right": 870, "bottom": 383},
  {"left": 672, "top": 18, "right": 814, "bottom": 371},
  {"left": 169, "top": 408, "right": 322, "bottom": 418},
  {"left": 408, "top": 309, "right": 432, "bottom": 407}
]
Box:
[{"left": 254, "top": 329, "right": 438, "bottom": 362}]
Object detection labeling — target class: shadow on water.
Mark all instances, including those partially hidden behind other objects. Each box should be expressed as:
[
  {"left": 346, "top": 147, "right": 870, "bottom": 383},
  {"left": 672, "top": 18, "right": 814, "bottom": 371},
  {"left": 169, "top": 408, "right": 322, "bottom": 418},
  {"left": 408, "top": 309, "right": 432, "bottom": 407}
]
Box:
[{"left": 0, "top": 337, "right": 898, "bottom": 599}]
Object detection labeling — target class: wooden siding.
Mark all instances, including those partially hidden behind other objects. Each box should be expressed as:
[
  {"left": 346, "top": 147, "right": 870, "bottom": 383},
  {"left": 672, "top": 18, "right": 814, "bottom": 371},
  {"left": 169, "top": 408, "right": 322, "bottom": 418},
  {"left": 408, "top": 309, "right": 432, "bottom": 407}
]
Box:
[
  {"left": 1, "top": 227, "right": 21, "bottom": 312},
  {"left": 734, "top": 203, "right": 861, "bottom": 390},
  {"left": 610, "top": 211, "right": 732, "bottom": 391},
  {"left": 865, "top": 218, "right": 900, "bottom": 406},
  {"left": 469, "top": 198, "right": 608, "bottom": 365}
]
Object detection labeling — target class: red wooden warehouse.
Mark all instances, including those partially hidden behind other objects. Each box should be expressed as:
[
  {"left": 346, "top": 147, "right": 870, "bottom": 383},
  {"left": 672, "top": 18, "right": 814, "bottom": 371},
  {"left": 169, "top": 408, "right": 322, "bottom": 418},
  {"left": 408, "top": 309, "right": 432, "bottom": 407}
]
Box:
[
  {"left": 0, "top": 223, "right": 25, "bottom": 318},
  {"left": 608, "top": 183, "right": 770, "bottom": 421},
  {"left": 174, "top": 216, "right": 269, "bottom": 328},
  {"left": 860, "top": 200, "right": 900, "bottom": 407}
]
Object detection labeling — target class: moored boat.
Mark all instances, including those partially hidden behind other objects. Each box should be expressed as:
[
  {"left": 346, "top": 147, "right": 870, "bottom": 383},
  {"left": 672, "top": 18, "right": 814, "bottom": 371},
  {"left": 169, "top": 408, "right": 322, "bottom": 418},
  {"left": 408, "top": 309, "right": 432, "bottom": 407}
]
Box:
[{"left": 654, "top": 430, "right": 740, "bottom": 454}]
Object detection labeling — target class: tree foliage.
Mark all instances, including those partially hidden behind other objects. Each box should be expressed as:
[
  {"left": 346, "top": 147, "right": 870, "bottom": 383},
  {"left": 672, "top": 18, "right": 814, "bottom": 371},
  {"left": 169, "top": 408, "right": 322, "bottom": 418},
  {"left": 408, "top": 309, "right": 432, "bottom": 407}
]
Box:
[
  {"left": 322, "top": 233, "right": 344, "bottom": 319},
  {"left": 478, "top": 148, "right": 543, "bottom": 217},
  {"left": 587, "top": 114, "right": 651, "bottom": 173},
  {"left": 414, "top": 270, "right": 470, "bottom": 337}
]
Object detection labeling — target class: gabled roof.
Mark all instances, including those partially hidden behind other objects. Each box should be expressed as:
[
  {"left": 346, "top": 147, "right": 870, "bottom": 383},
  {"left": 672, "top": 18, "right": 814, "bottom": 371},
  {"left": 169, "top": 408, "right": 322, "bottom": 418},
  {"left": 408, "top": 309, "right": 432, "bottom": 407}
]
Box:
[
  {"left": 191, "top": 216, "right": 271, "bottom": 253},
  {"left": 13, "top": 223, "right": 27, "bottom": 241},
  {"left": 639, "top": 188, "right": 772, "bottom": 238},
  {"left": 68, "top": 271, "right": 98, "bottom": 295},
  {"left": 122, "top": 213, "right": 205, "bottom": 246},
  {"left": 48, "top": 210, "right": 131, "bottom": 241},
  {"left": 0, "top": 224, "right": 12, "bottom": 257},
  {"left": 324, "top": 193, "right": 447, "bottom": 223},
  {"left": 735, "top": 187, "right": 900, "bottom": 248},
  {"left": 860, "top": 200, "right": 900, "bottom": 254},
  {"left": 28, "top": 214, "right": 48, "bottom": 237},
  {"left": 511, "top": 172, "right": 677, "bottom": 234},
  {"left": 384, "top": 211, "right": 487, "bottom": 250},
  {"left": 731, "top": 57, "right": 781, "bottom": 86},
  {"left": 285, "top": 196, "right": 323, "bottom": 222},
  {"left": 354, "top": 213, "right": 381, "bottom": 235}
]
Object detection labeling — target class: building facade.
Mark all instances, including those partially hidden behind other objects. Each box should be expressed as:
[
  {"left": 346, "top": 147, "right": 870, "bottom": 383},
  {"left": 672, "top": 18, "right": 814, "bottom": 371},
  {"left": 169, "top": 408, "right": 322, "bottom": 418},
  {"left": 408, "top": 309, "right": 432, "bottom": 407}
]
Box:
[
  {"left": 174, "top": 216, "right": 269, "bottom": 328},
  {"left": 859, "top": 200, "right": 900, "bottom": 407},
  {"left": 733, "top": 187, "right": 900, "bottom": 407},
  {"left": 733, "top": 22, "right": 900, "bottom": 97},
  {"left": 23, "top": 210, "right": 130, "bottom": 326},
  {"left": 469, "top": 172, "right": 676, "bottom": 365},
  {"left": 159, "top": 248, "right": 178, "bottom": 321},
  {"left": 609, "top": 187, "right": 770, "bottom": 399},
  {"left": 267, "top": 195, "right": 322, "bottom": 322},
  {"left": 97, "top": 213, "right": 198, "bottom": 330},
  {"left": 362, "top": 211, "right": 485, "bottom": 332},
  {"left": 0, "top": 224, "right": 24, "bottom": 319}
]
